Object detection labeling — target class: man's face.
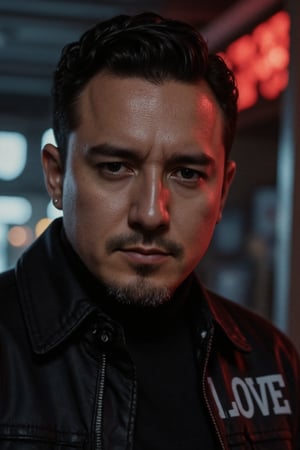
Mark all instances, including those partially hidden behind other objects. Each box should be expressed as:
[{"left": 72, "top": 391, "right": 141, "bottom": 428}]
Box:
[{"left": 43, "top": 74, "right": 235, "bottom": 306}]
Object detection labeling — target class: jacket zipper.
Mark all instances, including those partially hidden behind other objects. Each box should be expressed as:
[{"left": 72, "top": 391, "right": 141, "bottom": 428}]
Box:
[
  {"left": 95, "top": 352, "right": 107, "bottom": 450},
  {"left": 202, "top": 332, "right": 227, "bottom": 450}
]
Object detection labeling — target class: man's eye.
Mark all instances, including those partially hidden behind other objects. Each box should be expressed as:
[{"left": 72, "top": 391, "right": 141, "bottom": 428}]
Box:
[
  {"left": 99, "top": 162, "right": 128, "bottom": 174},
  {"left": 178, "top": 168, "right": 199, "bottom": 179},
  {"left": 97, "top": 162, "right": 134, "bottom": 178},
  {"left": 170, "top": 167, "right": 207, "bottom": 186},
  {"left": 179, "top": 168, "right": 199, "bottom": 180},
  {"left": 105, "top": 162, "right": 124, "bottom": 172}
]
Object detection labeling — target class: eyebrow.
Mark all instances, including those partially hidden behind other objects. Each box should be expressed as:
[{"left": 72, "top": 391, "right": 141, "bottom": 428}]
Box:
[
  {"left": 86, "top": 143, "right": 142, "bottom": 161},
  {"left": 85, "top": 143, "right": 215, "bottom": 167},
  {"left": 166, "top": 153, "right": 215, "bottom": 167}
]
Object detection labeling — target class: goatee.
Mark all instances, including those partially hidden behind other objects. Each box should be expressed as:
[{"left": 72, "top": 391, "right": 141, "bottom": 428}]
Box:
[{"left": 105, "top": 277, "right": 172, "bottom": 308}]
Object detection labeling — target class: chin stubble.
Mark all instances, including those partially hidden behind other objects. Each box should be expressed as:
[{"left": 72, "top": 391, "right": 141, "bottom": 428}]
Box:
[
  {"left": 105, "top": 278, "right": 172, "bottom": 308},
  {"left": 103, "top": 233, "right": 183, "bottom": 307}
]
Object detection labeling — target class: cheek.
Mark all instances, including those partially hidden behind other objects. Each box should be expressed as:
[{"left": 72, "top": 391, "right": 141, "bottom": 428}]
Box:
[
  {"left": 176, "top": 192, "right": 221, "bottom": 233},
  {"left": 182, "top": 216, "right": 216, "bottom": 247},
  {"left": 173, "top": 194, "right": 222, "bottom": 263},
  {"left": 69, "top": 180, "right": 130, "bottom": 234}
]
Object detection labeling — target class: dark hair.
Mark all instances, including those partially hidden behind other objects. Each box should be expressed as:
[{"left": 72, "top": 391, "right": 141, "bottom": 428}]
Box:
[{"left": 52, "top": 12, "right": 238, "bottom": 164}]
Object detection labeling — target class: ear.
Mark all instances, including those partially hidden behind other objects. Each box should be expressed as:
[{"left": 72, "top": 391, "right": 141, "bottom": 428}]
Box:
[
  {"left": 41, "top": 144, "right": 64, "bottom": 210},
  {"left": 217, "top": 160, "right": 236, "bottom": 223}
]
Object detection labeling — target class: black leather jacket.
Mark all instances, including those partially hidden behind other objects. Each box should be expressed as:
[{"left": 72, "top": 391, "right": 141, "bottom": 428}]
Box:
[{"left": 0, "top": 219, "right": 299, "bottom": 449}]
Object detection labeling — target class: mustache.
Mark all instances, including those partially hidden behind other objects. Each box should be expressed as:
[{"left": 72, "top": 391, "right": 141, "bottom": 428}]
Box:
[{"left": 106, "top": 233, "right": 184, "bottom": 258}]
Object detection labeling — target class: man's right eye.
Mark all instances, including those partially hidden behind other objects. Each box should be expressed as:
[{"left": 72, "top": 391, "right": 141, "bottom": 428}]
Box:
[
  {"left": 97, "top": 162, "right": 134, "bottom": 178},
  {"left": 104, "top": 162, "right": 124, "bottom": 172}
]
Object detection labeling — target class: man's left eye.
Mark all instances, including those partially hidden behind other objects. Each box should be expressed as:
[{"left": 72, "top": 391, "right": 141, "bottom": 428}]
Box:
[
  {"left": 175, "top": 168, "right": 203, "bottom": 180},
  {"left": 97, "top": 161, "right": 133, "bottom": 178},
  {"left": 105, "top": 162, "right": 124, "bottom": 172}
]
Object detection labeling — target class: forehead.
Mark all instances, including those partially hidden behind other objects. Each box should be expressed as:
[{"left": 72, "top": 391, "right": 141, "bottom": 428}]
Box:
[{"left": 73, "top": 74, "right": 224, "bottom": 158}]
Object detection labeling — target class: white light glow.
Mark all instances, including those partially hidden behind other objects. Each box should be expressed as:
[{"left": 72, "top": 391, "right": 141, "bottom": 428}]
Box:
[
  {"left": 0, "top": 131, "right": 27, "bottom": 180},
  {"left": 0, "top": 223, "right": 8, "bottom": 271},
  {"left": 41, "top": 128, "right": 57, "bottom": 148},
  {"left": 0, "top": 196, "right": 32, "bottom": 224},
  {"left": 47, "top": 200, "right": 63, "bottom": 219}
]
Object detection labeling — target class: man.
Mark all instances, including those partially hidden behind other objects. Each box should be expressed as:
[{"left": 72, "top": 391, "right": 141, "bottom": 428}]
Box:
[{"left": 0, "top": 12, "right": 299, "bottom": 450}]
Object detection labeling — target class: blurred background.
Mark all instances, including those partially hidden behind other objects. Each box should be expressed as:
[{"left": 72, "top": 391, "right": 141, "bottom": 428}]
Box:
[{"left": 1, "top": 0, "right": 300, "bottom": 350}]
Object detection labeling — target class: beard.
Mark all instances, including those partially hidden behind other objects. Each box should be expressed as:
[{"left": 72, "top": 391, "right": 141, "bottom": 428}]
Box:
[
  {"left": 102, "top": 232, "right": 183, "bottom": 307},
  {"left": 104, "top": 264, "right": 172, "bottom": 308}
]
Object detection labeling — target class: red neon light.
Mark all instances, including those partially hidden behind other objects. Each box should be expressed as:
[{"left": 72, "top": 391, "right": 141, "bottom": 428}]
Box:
[
  {"left": 259, "top": 70, "right": 289, "bottom": 100},
  {"left": 221, "top": 11, "right": 290, "bottom": 110}
]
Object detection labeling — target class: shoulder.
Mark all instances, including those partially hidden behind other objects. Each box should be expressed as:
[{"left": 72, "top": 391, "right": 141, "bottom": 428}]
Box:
[
  {"left": 0, "top": 268, "right": 18, "bottom": 296},
  {"left": 207, "top": 288, "right": 300, "bottom": 366},
  {"left": 0, "top": 268, "right": 23, "bottom": 325}
]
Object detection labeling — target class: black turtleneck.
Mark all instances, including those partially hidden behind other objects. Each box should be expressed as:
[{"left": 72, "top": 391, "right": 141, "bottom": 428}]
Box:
[
  {"left": 117, "top": 281, "right": 218, "bottom": 450},
  {"left": 60, "top": 227, "right": 218, "bottom": 449}
]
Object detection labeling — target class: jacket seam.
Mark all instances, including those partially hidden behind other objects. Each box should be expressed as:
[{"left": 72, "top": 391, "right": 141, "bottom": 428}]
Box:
[{"left": 0, "top": 423, "right": 87, "bottom": 436}]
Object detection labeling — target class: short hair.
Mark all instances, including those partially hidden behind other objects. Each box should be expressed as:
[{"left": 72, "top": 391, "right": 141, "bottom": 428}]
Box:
[{"left": 52, "top": 12, "right": 238, "bottom": 165}]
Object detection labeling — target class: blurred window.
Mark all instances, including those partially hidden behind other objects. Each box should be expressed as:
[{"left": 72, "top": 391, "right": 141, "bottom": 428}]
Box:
[
  {"left": 0, "top": 131, "right": 27, "bottom": 180},
  {"left": 0, "top": 196, "right": 32, "bottom": 224},
  {"left": 0, "top": 224, "right": 8, "bottom": 272}
]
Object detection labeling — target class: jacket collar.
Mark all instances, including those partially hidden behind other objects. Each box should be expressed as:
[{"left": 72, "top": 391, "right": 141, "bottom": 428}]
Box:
[
  {"left": 15, "top": 219, "right": 98, "bottom": 354},
  {"left": 16, "top": 218, "right": 251, "bottom": 355},
  {"left": 200, "top": 281, "right": 252, "bottom": 352}
]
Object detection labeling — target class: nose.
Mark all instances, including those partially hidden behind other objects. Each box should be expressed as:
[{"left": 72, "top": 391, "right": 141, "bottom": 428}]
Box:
[{"left": 128, "top": 170, "right": 170, "bottom": 232}]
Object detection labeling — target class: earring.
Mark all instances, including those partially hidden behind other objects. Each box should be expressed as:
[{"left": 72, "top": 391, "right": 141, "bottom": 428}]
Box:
[{"left": 53, "top": 198, "right": 59, "bottom": 206}]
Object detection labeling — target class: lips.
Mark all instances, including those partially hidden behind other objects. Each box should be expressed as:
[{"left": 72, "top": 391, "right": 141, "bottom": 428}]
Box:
[
  {"left": 119, "top": 246, "right": 171, "bottom": 264},
  {"left": 124, "top": 246, "right": 169, "bottom": 255}
]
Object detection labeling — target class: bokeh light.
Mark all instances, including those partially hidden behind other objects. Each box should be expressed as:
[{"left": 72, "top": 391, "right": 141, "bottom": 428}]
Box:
[
  {"left": 0, "top": 132, "right": 27, "bottom": 180},
  {"left": 35, "top": 218, "right": 52, "bottom": 237},
  {"left": 221, "top": 10, "right": 290, "bottom": 110},
  {"left": 7, "top": 226, "right": 33, "bottom": 247}
]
